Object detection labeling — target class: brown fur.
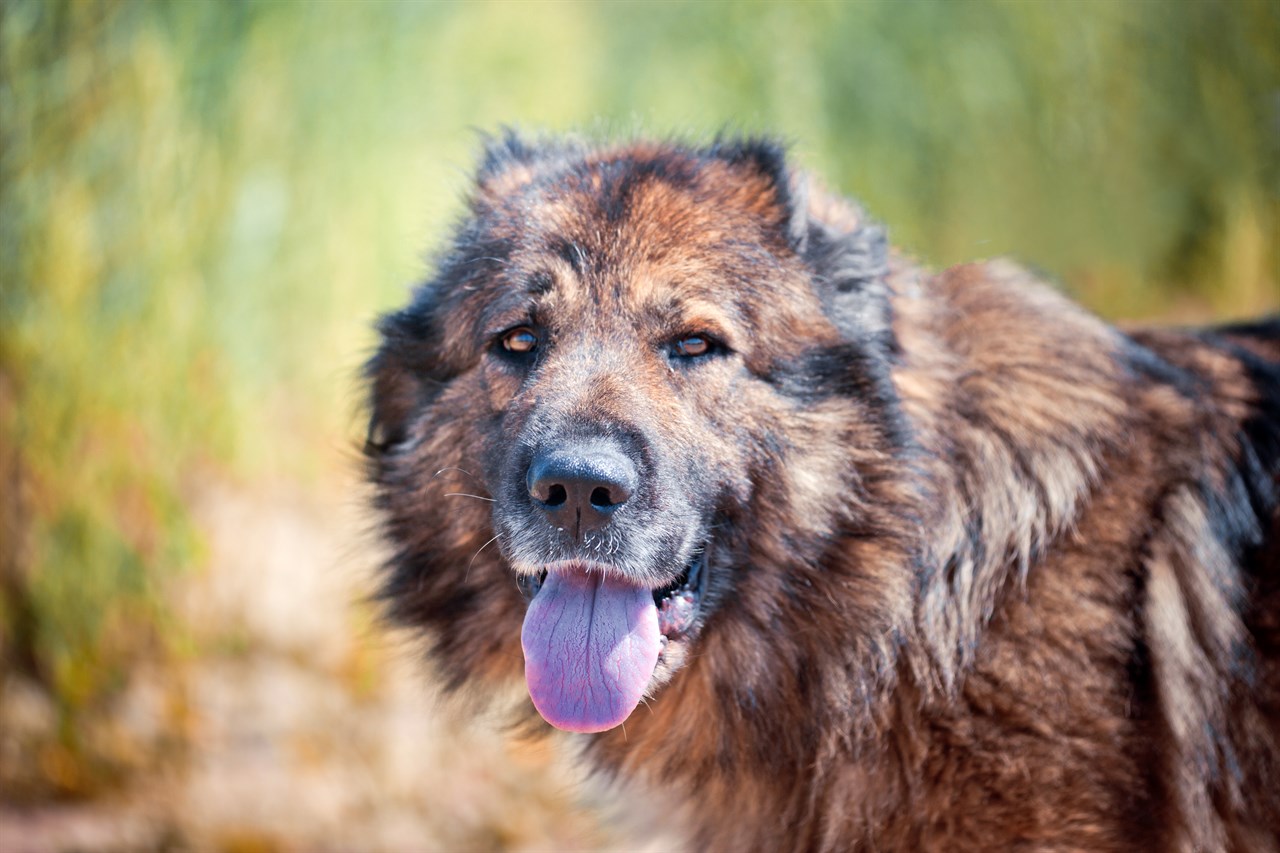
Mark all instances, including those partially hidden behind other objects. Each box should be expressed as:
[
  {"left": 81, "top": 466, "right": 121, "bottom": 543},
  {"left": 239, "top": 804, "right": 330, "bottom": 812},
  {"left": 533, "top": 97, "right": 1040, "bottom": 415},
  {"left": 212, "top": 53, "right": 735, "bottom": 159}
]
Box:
[{"left": 366, "top": 132, "right": 1280, "bottom": 851}]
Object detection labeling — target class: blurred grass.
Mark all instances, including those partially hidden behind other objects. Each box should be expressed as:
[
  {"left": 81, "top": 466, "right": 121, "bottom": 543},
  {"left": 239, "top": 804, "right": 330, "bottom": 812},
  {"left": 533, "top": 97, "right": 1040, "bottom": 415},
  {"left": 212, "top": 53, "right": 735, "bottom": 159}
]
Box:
[{"left": 0, "top": 0, "right": 1276, "bottom": 800}]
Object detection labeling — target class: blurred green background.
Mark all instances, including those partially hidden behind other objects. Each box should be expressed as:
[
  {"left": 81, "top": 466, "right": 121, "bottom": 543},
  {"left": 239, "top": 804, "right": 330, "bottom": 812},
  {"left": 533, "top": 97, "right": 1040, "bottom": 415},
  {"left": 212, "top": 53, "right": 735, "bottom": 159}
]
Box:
[{"left": 1, "top": 0, "right": 1277, "bottom": 849}]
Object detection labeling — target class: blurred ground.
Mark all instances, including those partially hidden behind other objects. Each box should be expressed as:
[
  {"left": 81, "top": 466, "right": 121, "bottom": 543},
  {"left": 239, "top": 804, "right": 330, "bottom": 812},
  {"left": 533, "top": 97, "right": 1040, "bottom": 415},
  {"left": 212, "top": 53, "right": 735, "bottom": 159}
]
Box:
[{"left": 1, "top": 477, "right": 642, "bottom": 852}]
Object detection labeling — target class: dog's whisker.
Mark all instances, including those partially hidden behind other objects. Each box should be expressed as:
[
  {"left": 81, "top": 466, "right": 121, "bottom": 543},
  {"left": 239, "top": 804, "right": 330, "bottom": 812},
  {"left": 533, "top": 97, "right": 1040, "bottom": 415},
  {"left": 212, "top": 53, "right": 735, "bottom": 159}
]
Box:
[
  {"left": 442, "top": 492, "right": 495, "bottom": 502},
  {"left": 465, "top": 533, "right": 503, "bottom": 583},
  {"left": 461, "top": 255, "right": 510, "bottom": 268},
  {"left": 433, "top": 466, "right": 484, "bottom": 484}
]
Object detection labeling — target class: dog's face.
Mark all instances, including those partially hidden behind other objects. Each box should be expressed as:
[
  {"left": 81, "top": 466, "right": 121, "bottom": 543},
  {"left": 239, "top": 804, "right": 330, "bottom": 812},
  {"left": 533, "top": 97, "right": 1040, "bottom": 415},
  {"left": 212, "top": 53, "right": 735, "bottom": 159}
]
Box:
[{"left": 368, "top": 135, "right": 901, "bottom": 733}]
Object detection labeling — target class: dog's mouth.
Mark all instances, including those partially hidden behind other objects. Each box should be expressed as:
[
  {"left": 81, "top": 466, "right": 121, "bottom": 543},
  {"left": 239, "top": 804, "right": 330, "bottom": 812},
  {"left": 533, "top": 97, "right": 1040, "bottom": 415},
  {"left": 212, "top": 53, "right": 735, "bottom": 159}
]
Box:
[
  {"left": 652, "top": 548, "right": 706, "bottom": 639},
  {"left": 517, "top": 549, "right": 706, "bottom": 640},
  {"left": 515, "top": 547, "right": 709, "bottom": 734}
]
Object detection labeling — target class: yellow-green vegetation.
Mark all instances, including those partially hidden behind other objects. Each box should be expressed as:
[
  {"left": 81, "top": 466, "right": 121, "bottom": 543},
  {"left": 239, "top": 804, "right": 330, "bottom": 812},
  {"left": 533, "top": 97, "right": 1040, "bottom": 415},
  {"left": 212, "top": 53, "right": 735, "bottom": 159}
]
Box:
[{"left": 0, "top": 0, "right": 1276, "bottom": 800}]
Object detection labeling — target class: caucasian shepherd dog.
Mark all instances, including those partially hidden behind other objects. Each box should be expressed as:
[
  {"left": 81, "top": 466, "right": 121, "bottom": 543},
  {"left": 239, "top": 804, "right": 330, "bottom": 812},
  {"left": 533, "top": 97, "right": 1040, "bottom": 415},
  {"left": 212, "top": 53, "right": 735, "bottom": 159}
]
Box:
[{"left": 365, "top": 132, "right": 1280, "bottom": 851}]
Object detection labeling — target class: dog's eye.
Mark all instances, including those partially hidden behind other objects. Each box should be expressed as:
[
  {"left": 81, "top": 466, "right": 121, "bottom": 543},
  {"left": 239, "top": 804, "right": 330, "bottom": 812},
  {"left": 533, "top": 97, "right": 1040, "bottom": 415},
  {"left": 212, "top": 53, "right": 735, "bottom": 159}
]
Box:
[
  {"left": 673, "top": 334, "right": 714, "bottom": 359},
  {"left": 501, "top": 327, "right": 539, "bottom": 354}
]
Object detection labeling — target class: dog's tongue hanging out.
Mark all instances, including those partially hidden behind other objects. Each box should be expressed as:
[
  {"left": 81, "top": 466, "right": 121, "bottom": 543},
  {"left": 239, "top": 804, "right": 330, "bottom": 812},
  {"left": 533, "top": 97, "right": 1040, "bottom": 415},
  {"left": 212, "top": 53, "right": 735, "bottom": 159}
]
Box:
[{"left": 520, "top": 567, "right": 661, "bottom": 733}]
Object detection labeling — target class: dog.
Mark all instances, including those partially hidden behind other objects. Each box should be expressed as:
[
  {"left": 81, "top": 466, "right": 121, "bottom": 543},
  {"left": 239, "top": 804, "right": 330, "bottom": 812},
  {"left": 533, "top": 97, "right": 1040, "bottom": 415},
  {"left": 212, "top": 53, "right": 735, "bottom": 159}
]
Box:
[{"left": 365, "top": 131, "right": 1280, "bottom": 851}]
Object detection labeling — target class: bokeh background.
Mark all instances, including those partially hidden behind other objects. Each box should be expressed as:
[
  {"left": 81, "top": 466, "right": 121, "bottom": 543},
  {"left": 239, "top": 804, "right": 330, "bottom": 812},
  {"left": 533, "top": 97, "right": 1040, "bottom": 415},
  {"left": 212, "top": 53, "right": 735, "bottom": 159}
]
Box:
[{"left": 2, "top": 1, "right": 1277, "bottom": 850}]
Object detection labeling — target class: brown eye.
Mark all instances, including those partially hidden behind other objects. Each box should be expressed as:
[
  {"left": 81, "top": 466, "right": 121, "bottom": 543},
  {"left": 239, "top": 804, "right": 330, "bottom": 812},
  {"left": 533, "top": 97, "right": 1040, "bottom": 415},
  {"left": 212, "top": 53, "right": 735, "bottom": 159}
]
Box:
[
  {"left": 674, "top": 334, "right": 712, "bottom": 358},
  {"left": 501, "top": 327, "right": 538, "bottom": 354}
]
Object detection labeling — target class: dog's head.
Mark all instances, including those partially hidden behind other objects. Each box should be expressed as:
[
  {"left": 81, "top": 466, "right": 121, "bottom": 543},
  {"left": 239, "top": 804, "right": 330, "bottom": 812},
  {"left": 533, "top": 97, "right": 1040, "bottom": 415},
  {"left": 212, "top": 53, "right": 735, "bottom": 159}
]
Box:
[{"left": 367, "top": 133, "right": 904, "bottom": 733}]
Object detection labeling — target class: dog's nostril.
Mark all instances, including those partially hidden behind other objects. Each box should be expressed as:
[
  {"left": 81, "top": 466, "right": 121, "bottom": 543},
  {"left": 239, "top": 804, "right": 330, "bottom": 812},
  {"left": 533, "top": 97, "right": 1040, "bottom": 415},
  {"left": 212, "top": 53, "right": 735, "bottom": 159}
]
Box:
[{"left": 526, "top": 443, "right": 638, "bottom": 532}]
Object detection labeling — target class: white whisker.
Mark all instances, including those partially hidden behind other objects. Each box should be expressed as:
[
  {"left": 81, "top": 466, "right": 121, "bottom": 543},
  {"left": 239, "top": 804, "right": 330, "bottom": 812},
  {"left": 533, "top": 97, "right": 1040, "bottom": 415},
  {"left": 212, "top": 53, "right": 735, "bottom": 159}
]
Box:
[
  {"left": 434, "top": 466, "right": 484, "bottom": 484},
  {"left": 466, "top": 533, "right": 503, "bottom": 582}
]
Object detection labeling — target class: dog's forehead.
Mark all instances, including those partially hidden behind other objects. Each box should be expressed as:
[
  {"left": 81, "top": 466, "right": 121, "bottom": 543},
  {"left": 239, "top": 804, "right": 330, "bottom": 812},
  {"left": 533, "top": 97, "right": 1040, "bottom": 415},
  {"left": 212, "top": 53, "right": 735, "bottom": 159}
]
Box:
[{"left": 489, "top": 150, "right": 798, "bottom": 320}]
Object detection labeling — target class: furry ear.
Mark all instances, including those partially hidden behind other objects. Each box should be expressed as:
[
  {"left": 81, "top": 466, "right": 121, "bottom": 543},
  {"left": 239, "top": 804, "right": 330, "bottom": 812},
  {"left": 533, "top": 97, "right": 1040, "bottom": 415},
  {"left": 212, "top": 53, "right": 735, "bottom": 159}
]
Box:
[
  {"left": 477, "top": 127, "right": 540, "bottom": 181},
  {"left": 364, "top": 306, "right": 443, "bottom": 455},
  {"left": 704, "top": 137, "right": 892, "bottom": 343},
  {"left": 798, "top": 181, "right": 893, "bottom": 345},
  {"left": 473, "top": 127, "right": 549, "bottom": 201},
  {"left": 475, "top": 127, "right": 582, "bottom": 200},
  {"left": 704, "top": 136, "right": 809, "bottom": 249}
]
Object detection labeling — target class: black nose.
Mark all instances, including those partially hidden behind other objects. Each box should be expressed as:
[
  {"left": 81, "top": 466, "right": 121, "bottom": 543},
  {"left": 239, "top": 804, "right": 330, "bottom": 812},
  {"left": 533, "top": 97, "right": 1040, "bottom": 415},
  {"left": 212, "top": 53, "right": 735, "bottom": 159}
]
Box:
[{"left": 527, "top": 443, "right": 638, "bottom": 536}]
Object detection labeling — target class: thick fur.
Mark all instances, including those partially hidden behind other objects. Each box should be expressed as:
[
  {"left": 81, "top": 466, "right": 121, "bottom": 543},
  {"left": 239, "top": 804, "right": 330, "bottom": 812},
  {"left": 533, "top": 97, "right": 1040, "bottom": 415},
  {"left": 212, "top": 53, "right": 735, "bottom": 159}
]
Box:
[{"left": 366, "top": 132, "right": 1280, "bottom": 851}]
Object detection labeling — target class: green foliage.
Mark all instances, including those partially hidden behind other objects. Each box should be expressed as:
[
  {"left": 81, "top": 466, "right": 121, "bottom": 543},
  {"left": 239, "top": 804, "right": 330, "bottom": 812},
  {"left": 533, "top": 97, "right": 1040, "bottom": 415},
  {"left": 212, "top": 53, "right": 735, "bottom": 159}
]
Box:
[{"left": 0, "top": 0, "right": 1276, "bottom": 793}]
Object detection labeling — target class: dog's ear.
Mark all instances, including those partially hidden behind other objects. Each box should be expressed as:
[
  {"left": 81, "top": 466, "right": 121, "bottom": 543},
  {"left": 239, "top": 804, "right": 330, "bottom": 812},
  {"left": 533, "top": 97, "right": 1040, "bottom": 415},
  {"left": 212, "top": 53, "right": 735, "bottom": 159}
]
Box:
[
  {"left": 364, "top": 304, "right": 446, "bottom": 455},
  {"left": 475, "top": 127, "right": 542, "bottom": 198},
  {"left": 707, "top": 137, "right": 892, "bottom": 344},
  {"left": 704, "top": 136, "right": 810, "bottom": 249},
  {"left": 474, "top": 127, "right": 581, "bottom": 201},
  {"left": 796, "top": 179, "right": 893, "bottom": 346}
]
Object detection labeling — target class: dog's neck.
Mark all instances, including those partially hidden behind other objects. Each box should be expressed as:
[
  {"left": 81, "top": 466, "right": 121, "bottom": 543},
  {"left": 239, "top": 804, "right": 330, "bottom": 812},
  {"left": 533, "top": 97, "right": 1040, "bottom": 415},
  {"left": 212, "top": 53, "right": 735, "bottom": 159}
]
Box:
[{"left": 891, "top": 259, "right": 1129, "bottom": 689}]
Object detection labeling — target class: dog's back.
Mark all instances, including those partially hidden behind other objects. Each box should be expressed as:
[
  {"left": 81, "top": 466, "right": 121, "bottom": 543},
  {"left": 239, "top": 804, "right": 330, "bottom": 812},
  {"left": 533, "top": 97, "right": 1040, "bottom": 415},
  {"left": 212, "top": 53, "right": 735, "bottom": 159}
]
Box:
[{"left": 1122, "top": 317, "right": 1280, "bottom": 850}]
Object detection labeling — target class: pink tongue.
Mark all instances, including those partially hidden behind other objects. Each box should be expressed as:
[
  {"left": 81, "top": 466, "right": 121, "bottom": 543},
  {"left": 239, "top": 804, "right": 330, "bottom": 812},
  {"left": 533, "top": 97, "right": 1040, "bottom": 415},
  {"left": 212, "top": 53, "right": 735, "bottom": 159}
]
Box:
[{"left": 521, "top": 568, "right": 660, "bottom": 733}]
